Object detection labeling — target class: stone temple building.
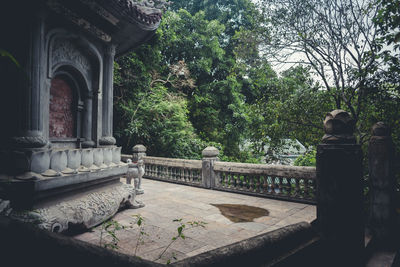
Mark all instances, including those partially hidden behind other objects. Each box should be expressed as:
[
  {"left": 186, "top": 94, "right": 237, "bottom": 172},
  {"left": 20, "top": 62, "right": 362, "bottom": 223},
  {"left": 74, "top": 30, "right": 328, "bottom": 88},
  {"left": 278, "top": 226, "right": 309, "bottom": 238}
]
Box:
[{"left": 0, "top": 0, "right": 166, "bottom": 233}]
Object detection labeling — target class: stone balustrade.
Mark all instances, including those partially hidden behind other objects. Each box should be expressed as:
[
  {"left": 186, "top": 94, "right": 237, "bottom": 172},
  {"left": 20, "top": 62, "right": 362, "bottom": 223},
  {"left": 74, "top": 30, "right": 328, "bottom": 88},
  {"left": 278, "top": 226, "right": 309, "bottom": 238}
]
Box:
[
  {"left": 213, "top": 161, "right": 316, "bottom": 203},
  {"left": 122, "top": 147, "right": 317, "bottom": 204},
  {"left": 143, "top": 156, "right": 203, "bottom": 187}
]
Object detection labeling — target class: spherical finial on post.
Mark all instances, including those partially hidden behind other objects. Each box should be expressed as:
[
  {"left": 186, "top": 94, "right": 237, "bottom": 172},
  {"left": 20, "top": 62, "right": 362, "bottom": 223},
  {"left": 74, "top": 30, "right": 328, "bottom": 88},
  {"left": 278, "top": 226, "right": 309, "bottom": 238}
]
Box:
[
  {"left": 202, "top": 146, "right": 219, "bottom": 158},
  {"left": 322, "top": 109, "right": 355, "bottom": 143}
]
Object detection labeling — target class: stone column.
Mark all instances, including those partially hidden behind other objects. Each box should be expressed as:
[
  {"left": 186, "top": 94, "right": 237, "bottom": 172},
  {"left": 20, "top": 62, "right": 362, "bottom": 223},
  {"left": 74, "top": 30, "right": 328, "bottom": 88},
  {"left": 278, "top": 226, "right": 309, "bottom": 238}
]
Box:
[
  {"left": 12, "top": 8, "right": 48, "bottom": 149},
  {"left": 132, "top": 145, "right": 146, "bottom": 194},
  {"left": 316, "top": 110, "right": 364, "bottom": 267},
  {"left": 202, "top": 146, "right": 219, "bottom": 189},
  {"left": 368, "top": 122, "right": 396, "bottom": 248},
  {"left": 81, "top": 93, "right": 95, "bottom": 148},
  {"left": 99, "top": 44, "right": 116, "bottom": 146}
]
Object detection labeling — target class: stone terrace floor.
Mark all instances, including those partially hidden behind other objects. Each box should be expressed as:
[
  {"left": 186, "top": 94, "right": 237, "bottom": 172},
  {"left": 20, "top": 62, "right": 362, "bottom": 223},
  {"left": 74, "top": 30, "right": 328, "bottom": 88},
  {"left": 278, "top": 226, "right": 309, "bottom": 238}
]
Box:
[{"left": 74, "top": 179, "right": 316, "bottom": 264}]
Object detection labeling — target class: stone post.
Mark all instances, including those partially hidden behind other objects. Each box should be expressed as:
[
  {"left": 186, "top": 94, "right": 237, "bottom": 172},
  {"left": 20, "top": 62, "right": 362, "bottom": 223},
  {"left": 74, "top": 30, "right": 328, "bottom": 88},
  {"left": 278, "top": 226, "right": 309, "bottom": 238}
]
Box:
[
  {"left": 316, "top": 110, "right": 364, "bottom": 266},
  {"left": 368, "top": 122, "right": 396, "bottom": 248},
  {"left": 202, "top": 147, "right": 219, "bottom": 189},
  {"left": 12, "top": 7, "right": 48, "bottom": 150},
  {"left": 132, "top": 145, "right": 146, "bottom": 194},
  {"left": 99, "top": 44, "right": 116, "bottom": 146}
]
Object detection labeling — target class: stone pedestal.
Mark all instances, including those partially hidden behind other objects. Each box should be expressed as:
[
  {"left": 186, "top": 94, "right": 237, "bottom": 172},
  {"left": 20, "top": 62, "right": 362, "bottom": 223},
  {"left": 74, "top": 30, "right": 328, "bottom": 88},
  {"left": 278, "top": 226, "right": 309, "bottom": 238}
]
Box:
[
  {"left": 202, "top": 146, "right": 219, "bottom": 188},
  {"left": 368, "top": 122, "right": 397, "bottom": 247},
  {"left": 316, "top": 110, "right": 364, "bottom": 266}
]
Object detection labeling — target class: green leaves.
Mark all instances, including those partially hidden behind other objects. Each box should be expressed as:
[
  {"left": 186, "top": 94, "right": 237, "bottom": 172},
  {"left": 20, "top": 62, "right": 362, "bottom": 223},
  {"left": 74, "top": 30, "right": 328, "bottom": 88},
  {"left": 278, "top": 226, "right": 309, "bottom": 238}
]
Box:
[{"left": 0, "top": 48, "right": 20, "bottom": 67}]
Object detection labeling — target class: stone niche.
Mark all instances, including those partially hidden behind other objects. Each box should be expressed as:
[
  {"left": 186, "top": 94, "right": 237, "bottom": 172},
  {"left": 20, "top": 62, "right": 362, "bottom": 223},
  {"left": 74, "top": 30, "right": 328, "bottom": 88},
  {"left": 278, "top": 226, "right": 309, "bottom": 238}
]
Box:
[{"left": 0, "top": 0, "right": 166, "bottom": 233}]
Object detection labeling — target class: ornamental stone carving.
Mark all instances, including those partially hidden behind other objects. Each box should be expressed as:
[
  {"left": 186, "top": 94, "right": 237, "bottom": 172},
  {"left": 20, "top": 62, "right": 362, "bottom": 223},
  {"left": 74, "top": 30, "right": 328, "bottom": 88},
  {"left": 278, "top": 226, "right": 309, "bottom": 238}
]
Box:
[
  {"left": 7, "top": 183, "right": 142, "bottom": 233},
  {"left": 51, "top": 37, "right": 93, "bottom": 86},
  {"left": 322, "top": 109, "right": 355, "bottom": 143},
  {"left": 126, "top": 159, "right": 144, "bottom": 195}
]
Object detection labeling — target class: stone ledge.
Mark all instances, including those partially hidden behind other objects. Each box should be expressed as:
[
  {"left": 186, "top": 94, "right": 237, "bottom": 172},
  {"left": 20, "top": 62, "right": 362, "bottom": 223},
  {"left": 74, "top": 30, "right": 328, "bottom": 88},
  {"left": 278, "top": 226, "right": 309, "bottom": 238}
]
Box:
[
  {"left": 0, "top": 215, "right": 160, "bottom": 267},
  {"left": 173, "top": 221, "right": 319, "bottom": 267}
]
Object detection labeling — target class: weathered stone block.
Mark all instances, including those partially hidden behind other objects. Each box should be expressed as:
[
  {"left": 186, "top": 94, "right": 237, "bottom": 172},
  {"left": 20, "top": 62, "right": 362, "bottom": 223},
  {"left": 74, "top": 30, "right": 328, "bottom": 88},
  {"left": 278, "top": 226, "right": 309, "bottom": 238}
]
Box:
[
  {"left": 112, "top": 147, "right": 121, "bottom": 164},
  {"left": 30, "top": 150, "right": 51, "bottom": 174},
  {"left": 81, "top": 149, "right": 94, "bottom": 168},
  {"left": 93, "top": 148, "right": 104, "bottom": 167},
  {"left": 103, "top": 148, "right": 112, "bottom": 166},
  {"left": 66, "top": 149, "right": 81, "bottom": 170},
  {"left": 50, "top": 150, "right": 68, "bottom": 173}
]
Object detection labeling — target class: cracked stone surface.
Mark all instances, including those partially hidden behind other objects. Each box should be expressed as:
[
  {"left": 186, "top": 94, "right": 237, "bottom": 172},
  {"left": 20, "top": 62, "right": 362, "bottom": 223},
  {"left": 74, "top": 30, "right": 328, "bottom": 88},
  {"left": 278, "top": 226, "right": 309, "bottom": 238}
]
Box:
[{"left": 73, "top": 178, "right": 316, "bottom": 264}]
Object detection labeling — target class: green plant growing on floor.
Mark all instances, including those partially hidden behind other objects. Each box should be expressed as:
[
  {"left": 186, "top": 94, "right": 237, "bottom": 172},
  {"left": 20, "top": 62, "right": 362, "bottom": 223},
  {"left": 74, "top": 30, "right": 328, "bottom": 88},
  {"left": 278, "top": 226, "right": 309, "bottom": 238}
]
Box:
[
  {"left": 99, "top": 219, "right": 124, "bottom": 250},
  {"left": 131, "top": 214, "right": 148, "bottom": 256},
  {"left": 156, "top": 219, "right": 207, "bottom": 264}
]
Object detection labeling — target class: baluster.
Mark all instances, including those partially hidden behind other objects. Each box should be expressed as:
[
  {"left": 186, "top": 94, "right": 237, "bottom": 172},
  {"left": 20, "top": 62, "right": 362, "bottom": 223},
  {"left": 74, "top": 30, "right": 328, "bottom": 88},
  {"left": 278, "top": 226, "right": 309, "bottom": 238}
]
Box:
[
  {"left": 223, "top": 172, "right": 228, "bottom": 188},
  {"left": 184, "top": 168, "right": 188, "bottom": 182},
  {"left": 255, "top": 175, "right": 261, "bottom": 193},
  {"left": 149, "top": 165, "right": 153, "bottom": 177},
  {"left": 245, "top": 175, "right": 250, "bottom": 191},
  {"left": 179, "top": 168, "right": 184, "bottom": 182},
  {"left": 304, "top": 178, "right": 310, "bottom": 199},
  {"left": 160, "top": 166, "right": 164, "bottom": 178},
  {"left": 270, "top": 176, "right": 275, "bottom": 194},
  {"left": 278, "top": 177, "right": 283, "bottom": 195},
  {"left": 147, "top": 165, "right": 151, "bottom": 177},
  {"left": 227, "top": 173, "right": 232, "bottom": 188},
  {"left": 188, "top": 169, "right": 192, "bottom": 182},
  {"left": 294, "top": 178, "right": 300, "bottom": 198},
  {"left": 261, "top": 176, "right": 267, "bottom": 194},
  {"left": 249, "top": 176, "right": 254, "bottom": 192},
  {"left": 237, "top": 174, "right": 242, "bottom": 190},
  {"left": 282, "top": 178, "right": 288, "bottom": 195},
  {"left": 232, "top": 174, "right": 237, "bottom": 189}
]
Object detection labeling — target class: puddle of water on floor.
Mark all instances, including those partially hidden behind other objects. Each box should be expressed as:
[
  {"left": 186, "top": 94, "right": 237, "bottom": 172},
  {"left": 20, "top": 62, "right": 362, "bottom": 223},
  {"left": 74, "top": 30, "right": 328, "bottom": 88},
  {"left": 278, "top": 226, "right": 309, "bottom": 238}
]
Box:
[{"left": 210, "top": 204, "right": 269, "bottom": 223}]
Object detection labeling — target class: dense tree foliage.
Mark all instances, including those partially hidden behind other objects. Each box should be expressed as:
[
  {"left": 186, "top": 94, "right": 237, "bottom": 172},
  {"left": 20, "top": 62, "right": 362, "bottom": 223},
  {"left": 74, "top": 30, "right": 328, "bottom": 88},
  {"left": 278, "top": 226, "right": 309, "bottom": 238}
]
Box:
[{"left": 113, "top": 0, "right": 399, "bottom": 171}]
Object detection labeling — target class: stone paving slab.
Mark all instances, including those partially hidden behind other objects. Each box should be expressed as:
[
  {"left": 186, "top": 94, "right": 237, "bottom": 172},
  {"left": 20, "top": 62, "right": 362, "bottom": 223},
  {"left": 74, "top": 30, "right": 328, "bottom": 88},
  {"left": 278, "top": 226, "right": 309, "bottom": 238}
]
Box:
[{"left": 73, "top": 178, "right": 316, "bottom": 264}]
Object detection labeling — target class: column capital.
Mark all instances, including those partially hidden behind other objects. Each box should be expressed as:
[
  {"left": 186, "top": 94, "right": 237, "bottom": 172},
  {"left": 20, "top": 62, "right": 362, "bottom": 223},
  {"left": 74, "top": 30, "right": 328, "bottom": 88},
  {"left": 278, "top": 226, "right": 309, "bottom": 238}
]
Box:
[{"left": 104, "top": 43, "right": 116, "bottom": 57}]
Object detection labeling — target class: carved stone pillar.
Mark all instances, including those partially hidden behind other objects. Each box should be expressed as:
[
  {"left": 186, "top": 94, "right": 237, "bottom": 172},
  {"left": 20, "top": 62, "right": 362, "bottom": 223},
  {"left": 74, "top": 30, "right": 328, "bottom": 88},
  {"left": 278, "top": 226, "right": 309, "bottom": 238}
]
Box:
[
  {"left": 12, "top": 9, "right": 48, "bottom": 149},
  {"left": 368, "top": 122, "right": 397, "bottom": 248},
  {"left": 202, "top": 146, "right": 219, "bottom": 189},
  {"left": 81, "top": 93, "right": 95, "bottom": 148},
  {"left": 316, "top": 110, "right": 364, "bottom": 267},
  {"left": 99, "top": 44, "right": 116, "bottom": 146}
]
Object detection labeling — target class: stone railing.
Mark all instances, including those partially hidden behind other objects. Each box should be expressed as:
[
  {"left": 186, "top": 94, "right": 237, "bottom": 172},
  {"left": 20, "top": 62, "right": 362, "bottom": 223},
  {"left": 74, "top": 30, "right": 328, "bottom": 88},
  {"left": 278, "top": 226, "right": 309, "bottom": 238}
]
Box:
[
  {"left": 143, "top": 156, "right": 203, "bottom": 187},
  {"left": 122, "top": 146, "right": 317, "bottom": 204},
  {"left": 213, "top": 162, "right": 316, "bottom": 203}
]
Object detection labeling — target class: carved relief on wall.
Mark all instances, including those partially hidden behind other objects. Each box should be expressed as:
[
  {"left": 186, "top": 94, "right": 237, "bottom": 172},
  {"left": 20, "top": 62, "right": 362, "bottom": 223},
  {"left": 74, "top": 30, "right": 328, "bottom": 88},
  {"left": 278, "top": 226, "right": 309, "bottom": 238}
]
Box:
[
  {"left": 50, "top": 37, "right": 93, "bottom": 87},
  {"left": 49, "top": 77, "right": 75, "bottom": 138}
]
